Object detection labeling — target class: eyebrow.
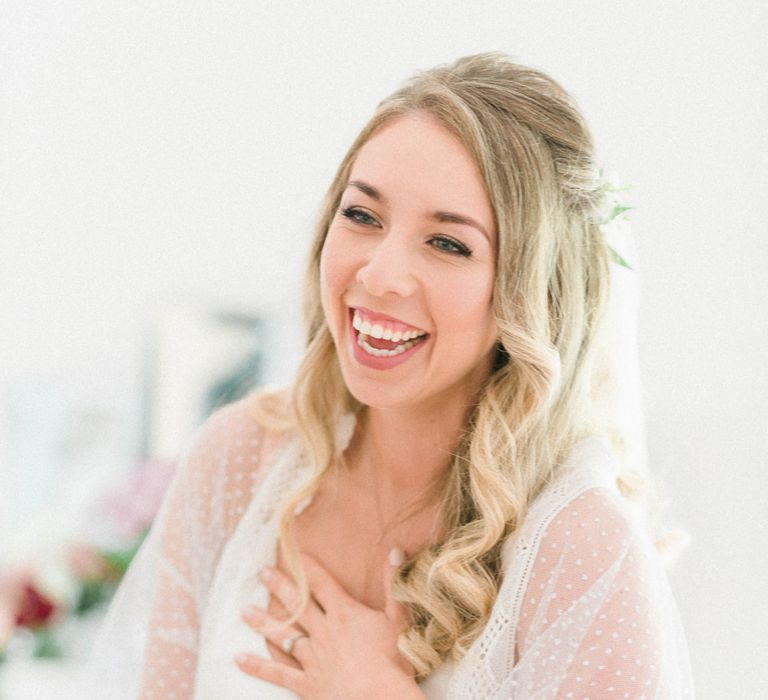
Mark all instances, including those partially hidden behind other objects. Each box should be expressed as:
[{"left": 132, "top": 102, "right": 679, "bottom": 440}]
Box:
[
  {"left": 349, "top": 179, "right": 386, "bottom": 203},
  {"left": 347, "top": 179, "right": 492, "bottom": 243}
]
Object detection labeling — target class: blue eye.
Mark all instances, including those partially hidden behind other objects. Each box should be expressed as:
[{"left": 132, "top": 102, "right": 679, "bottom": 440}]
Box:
[
  {"left": 430, "top": 235, "right": 472, "bottom": 257},
  {"left": 339, "top": 207, "right": 471, "bottom": 258},
  {"left": 340, "top": 206, "right": 379, "bottom": 227}
]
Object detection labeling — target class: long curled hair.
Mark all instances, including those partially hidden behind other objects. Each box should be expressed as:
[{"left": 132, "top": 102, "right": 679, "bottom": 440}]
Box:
[{"left": 252, "top": 52, "right": 651, "bottom": 679}]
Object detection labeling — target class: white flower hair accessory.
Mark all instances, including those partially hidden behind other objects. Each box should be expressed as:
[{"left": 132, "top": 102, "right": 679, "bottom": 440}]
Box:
[{"left": 595, "top": 168, "right": 635, "bottom": 271}]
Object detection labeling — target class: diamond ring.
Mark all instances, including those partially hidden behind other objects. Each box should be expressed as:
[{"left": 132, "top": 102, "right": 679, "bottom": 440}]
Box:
[{"left": 281, "top": 633, "right": 308, "bottom": 656}]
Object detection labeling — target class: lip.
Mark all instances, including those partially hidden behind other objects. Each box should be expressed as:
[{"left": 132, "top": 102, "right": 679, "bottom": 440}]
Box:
[
  {"left": 348, "top": 305, "right": 428, "bottom": 335},
  {"left": 347, "top": 307, "right": 429, "bottom": 370}
]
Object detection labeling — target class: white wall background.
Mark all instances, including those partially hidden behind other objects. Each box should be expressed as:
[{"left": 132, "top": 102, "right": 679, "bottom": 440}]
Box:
[{"left": 1, "top": 2, "right": 766, "bottom": 697}]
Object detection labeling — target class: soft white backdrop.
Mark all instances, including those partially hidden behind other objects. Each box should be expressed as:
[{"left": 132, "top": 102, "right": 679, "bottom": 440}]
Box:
[{"left": 1, "top": 2, "right": 766, "bottom": 698}]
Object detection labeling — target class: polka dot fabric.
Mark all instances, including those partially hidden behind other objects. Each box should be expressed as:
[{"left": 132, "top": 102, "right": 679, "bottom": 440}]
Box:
[
  {"left": 79, "top": 403, "right": 694, "bottom": 699},
  {"left": 136, "top": 398, "right": 278, "bottom": 699},
  {"left": 508, "top": 488, "right": 677, "bottom": 698},
  {"left": 447, "top": 439, "right": 694, "bottom": 699},
  {"left": 79, "top": 396, "right": 283, "bottom": 699}
]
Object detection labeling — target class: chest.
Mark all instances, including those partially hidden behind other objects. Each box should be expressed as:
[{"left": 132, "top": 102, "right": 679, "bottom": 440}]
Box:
[
  {"left": 269, "top": 498, "right": 392, "bottom": 615},
  {"left": 266, "top": 485, "right": 441, "bottom": 618}
]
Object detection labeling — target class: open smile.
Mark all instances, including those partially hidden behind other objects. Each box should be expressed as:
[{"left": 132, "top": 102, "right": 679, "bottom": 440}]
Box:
[{"left": 347, "top": 307, "right": 430, "bottom": 369}]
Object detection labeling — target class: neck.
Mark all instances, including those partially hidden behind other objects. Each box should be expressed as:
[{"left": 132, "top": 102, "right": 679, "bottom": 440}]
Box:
[{"left": 349, "top": 399, "right": 474, "bottom": 510}]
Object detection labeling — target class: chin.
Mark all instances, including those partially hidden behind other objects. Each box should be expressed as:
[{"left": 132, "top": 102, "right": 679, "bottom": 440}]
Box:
[{"left": 339, "top": 373, "right": 416, "bottom": 411}]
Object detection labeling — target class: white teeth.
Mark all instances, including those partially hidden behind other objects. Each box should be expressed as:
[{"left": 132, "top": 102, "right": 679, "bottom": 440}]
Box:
[
  {"left": 351, "top": 310, "right": 427, "bottom": 343},
  {"left": 356, "top": 332, "right": 423, "bottom": 357}
]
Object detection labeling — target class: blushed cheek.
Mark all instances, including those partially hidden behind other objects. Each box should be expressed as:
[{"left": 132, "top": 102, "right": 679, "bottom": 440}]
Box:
[{"left": 443, "top": 281, "right": 494, "bottom": 324}]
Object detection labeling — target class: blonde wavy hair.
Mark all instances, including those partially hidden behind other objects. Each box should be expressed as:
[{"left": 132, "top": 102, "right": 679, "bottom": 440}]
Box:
[{"left": 251, "top": 52, "right": 658, "bottom": 679}]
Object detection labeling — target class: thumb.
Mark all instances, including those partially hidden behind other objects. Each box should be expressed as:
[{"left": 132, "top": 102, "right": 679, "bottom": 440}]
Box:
[{"left": 384, "top": 547, "right": 407, "bottom": 625}]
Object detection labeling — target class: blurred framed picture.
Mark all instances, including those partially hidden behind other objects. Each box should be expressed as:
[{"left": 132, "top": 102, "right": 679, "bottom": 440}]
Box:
[{"left": 141, "top": 302, "right": 265, "bottom": 460}]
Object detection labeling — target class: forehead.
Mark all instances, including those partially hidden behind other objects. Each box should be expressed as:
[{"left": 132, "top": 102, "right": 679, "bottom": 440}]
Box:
[{"left": 348, "top": 113, "right": 496, "bottom": 240}]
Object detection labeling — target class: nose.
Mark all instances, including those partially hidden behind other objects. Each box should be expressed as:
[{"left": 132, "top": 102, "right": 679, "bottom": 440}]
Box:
[{"left": 355, "top": 233, "right": 418, "bottom": 298}]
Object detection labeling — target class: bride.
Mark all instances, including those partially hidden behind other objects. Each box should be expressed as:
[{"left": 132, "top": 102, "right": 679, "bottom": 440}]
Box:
[{"left": 82, "top": 52, "right": 694, "bottom": 698}]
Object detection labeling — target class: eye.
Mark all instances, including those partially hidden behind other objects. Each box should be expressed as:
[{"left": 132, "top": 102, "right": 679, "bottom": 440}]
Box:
[
  {"left": 340, "top": 206, "right": 380, "bottom": 227},
  {"left": 429, "top": 235, "right": 472, "bottom": 258}
]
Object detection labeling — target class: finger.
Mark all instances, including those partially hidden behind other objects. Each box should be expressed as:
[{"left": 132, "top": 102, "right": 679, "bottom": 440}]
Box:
[
  {"left": 301, "top": 553, "right": 358, "bottom": 616},
  {"left": 241, "top": 605, "right": 303, "bottom": 669},
  {"left": 259, "top": 566, "right": 325, "bottom": 633},
  {"left": 235, "top": 652, "right": 307, "bottom": 695},
  {"left": 264, "top": 637, "right": 302, "bottom": 669},
  {"left": 241, "top": 605, "right": 306, "bottom": 640},
  {"left": 268, "top": 594, "right": 294, "bottom": 625},
  {"left": 384, "top": 548, "right": 410, "bottom": 628},
  {"left": 241, "top": 607, "right": 313, "bottom": 666},
  {"left": 253, "top": 595, "right": 301, "bottom": 667}
]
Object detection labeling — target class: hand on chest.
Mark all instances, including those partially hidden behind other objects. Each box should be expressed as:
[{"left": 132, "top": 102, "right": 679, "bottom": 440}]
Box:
[
  {"left": 262, "top": 504, "right": 392, "bottom": 666},
  {"left": 280, "top": 501, "right": 392, "bottom": 610}
]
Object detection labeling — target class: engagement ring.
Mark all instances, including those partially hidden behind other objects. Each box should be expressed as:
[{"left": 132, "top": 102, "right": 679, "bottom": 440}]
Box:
[{"left": 281, "top": 633, "right": 308, "bottom": 655}]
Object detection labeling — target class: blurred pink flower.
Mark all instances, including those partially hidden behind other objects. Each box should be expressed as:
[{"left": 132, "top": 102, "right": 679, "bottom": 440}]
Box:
[
  {"left": 0, "top": 604, "right": 14, "bottom": 650},
  {"left": 68, "top": 542, "right": 110, "bottom": 581},
  {"left": 0, "top": 572, "right": 21, "bottom": 648},
  {"left": 99, "top": 459, "right": 177, "bottom": 539}
]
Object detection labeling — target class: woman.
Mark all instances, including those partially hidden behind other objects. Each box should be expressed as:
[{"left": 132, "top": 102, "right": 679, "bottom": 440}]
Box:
[{"left": 84, "top": 53, "right": 694, "bottom": 698}]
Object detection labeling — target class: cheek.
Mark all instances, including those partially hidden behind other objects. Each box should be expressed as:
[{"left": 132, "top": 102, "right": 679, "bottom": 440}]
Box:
[
  {"left": 435, "top": 274, "right": 495, "bottom": 329},
  {"left": 319, "top": 234, "right": 353, "bottom": 324},
  {"left": 318, "top": 249, "right": 336, "bottom": 318}
]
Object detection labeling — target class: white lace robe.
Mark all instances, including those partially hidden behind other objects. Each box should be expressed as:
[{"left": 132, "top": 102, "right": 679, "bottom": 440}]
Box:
[{"left": 80, "top": 396, "right": 694, "bottom": 699}]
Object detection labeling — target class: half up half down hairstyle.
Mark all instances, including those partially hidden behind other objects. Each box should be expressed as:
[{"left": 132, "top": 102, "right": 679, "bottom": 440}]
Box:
[{"left": 253, "top": 52, "right": 642, "bottom": 679}]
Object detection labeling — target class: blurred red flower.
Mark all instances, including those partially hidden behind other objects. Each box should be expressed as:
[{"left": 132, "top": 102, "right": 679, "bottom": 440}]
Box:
[{"left": 14, "top": 580, "right": 57, "bottom": 628}]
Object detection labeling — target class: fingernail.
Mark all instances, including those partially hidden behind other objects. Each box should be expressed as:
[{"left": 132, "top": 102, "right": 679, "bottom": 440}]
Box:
[
  {"left": 260, "top": 567, "right": 273, "bottom": 582},
  {"left": 235, "top": 652, "right": 250, "bottom": 665},
  {"left": 388, "top": 548, "right": 404, "bottom": 566}
]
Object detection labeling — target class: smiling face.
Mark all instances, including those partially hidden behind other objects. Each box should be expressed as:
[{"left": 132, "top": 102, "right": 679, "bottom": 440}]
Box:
[{"left": 319, "top": 111, "right": 499, "bottom": 413}]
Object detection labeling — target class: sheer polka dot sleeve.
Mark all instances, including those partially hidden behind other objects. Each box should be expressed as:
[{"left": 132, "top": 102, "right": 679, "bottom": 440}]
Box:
[
  {"left": 79, "top": 396, "right": 279, "bottom": 700},
  {"left": 496, "top": 487, "right": 694, "bottom": 699}
]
